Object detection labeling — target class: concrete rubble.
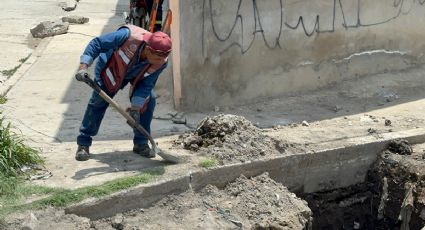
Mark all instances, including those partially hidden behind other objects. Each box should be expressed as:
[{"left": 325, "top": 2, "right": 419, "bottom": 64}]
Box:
[
  {"left": 30, "top": 21, "right": 69, "bottom": 38},
  {"left": 62, "top": 16, "right": 89, "bottom": 24}
]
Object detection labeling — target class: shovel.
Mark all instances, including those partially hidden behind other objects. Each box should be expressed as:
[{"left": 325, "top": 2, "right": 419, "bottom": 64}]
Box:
[{"left": 76, "top": 73, "right": 182, "bottom": 163}]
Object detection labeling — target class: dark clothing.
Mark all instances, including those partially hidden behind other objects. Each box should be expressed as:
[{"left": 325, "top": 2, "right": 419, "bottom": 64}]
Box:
[{"left": 146, "top": 0, "right": 164, "bottom": 31}]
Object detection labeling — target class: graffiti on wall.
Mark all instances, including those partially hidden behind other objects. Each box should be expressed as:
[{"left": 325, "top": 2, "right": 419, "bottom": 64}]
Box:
[{"left": 202, "top": 0, "right": 425, "bottom": 55}]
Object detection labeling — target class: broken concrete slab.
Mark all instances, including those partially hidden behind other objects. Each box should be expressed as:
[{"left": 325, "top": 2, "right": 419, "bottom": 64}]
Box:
[
  {"left": 30, "top": 21, "right": 69, "bottom": 38},
  {"left": 62, "top": 16, "right": 89, "bottom": 24}
]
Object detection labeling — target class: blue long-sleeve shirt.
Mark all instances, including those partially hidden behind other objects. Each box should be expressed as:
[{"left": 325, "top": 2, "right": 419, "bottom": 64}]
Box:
[{"left": 80, "top": 27, "right": 167, "bottom": 107}]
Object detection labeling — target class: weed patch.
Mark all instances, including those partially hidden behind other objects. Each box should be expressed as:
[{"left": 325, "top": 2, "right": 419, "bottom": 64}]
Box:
[
  {"left": 199, "top": 158, "right": 218, "bottom": 168},
  {"left": 0, "top": 117, "right": 43, "bottom": 179},
  {"left": 0, "top": 96, "right": 6, "bottom": 104},
  {"left": 18, "top": 55, "right": 31, "bottom": 64},
  {"left": 0, "top": 54, "right": 31, "bottom": 78},
  {"left": 1, "top": 65, "right": 20, "bottom": 78}
]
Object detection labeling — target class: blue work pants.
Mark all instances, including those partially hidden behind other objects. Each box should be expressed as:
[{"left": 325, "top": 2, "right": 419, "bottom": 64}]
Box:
[{"left": 76, "top": 83, "right": 155, "bottom": 147}]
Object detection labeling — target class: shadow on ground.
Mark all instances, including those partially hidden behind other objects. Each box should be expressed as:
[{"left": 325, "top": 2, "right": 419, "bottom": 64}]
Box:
[{"left": 72, "top": 150, "right": 165, "bottom": 180}]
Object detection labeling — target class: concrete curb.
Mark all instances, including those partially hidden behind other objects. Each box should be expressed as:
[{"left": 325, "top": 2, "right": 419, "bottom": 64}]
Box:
[
  {"left": 66, "top": 175, "right": 191, "bottom": 220},
  {"left": 65, "top": 128, "right": 425, "bottom": 220},
  {"left": 0, "top": 37, "right": 52, "bottom": 97}
]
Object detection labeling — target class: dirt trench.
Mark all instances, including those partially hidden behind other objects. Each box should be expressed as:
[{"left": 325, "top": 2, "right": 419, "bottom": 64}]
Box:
[
  {"left": 300, "top": 139, "right": 425, "bottom": 230},
  {"left": 6, "top": 115, "right": 425, "bottom": 230}
]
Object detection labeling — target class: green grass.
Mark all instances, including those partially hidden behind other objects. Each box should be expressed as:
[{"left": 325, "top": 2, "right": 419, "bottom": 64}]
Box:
[
  {"left": 0, "top": 177, "right": 60, "bottom": 206},
  {"left": 0, "top": 218, "right": 6, "bottom": 230},
  {"left": 18, "top": 55, "right": 31, "bottom": 64},
  {"left": 199, "top": 158, "right": 218, "bottom": 168},
  {"left": 0, "top": 167, "right": 165, "bottom": 217},
  {"left": 0, "top": 96, "right": 7, "bottom": 104},
  {"left": 0, "top": 113, "right": 43, "bottom": 197},
  {"left": 0, "top": 109, "right": 165, "bottom": 223},
  {"left": 1, "top": 65, "right": 20, "bottom": 77},
  {"left": 0, "top": 110, "right": 43, "bottom": 224},
  {"left": 0, "top": 116, "right": 43, "bottom": 179},
  {"left": 0, "top": 54, "right": 31, "bottom": 78}
]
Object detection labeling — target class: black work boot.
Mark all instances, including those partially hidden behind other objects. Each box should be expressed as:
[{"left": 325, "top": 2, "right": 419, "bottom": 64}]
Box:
[
  {"left": 75, "top": 145, "right": 90, "bottom": 161},
  {"left": 133, "top": 144, "right": 155, "bottom": 158}
]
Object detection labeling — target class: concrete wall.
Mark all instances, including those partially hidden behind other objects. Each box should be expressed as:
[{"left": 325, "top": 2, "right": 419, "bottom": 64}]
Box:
[{"left": 174, "top": 0, "right": 425, "bottom": 111}]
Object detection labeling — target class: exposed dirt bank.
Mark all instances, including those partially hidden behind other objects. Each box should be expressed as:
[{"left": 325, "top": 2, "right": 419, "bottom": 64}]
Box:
[{"left": 300, "top": 140, "right": 425, "bottom": 230}]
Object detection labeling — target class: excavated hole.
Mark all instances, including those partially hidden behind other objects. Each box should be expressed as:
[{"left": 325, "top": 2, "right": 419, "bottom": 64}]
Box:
[
  {"left": 176, "top": 116, "right": 425, "bottom": 229},
  {"left": 297, "top": 139, "right": 425, "bottom": 230},
  {"left": 88, "top": 140, "right": 424, "bottom": 230}
]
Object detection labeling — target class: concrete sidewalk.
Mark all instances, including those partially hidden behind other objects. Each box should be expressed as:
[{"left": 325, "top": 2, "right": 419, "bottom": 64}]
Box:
[{"left": 0, "top": 0, "right": 194, "bottom": 189}]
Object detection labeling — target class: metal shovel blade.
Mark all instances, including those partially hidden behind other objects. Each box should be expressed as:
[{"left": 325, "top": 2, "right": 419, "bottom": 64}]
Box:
[{"left": 153, "top": 147, "right": 182, "bottom": 164}]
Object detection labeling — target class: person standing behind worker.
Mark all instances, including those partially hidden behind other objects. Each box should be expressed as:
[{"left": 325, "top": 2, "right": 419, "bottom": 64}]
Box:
[
  {"left": 74, "top": 25, "right": 172, "bottom": 161},
  {"left": 130, "top": 0, "right": 164, "bottom": 31}
]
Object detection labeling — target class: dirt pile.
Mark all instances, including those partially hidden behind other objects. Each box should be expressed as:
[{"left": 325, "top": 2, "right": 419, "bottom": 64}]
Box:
[
  {"left": 5, "top": 207, "right": 91, "bottom": 230},
  {"left": 175, "top": 114, "right": 297, "bottom": 164},
  {"left": 90, "top": 172, "right": 312, "bottom": 229},
  {"left": 7, "top": 173, "right": 312, "bottom": 229}
]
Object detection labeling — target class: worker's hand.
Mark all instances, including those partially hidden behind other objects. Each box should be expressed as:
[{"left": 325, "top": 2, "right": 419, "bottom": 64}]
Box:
[{"left": 75, "top": 68, "right": 89, "bottom": 82}]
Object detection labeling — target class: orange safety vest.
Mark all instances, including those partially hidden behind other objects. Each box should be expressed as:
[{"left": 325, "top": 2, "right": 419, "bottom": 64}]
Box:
[{"left": 100, "top": 25, "right": 162, "bottom": 94}]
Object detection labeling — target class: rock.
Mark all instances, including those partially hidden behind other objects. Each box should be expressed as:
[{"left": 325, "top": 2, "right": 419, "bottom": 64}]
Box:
[
  {"left": 353, "top": 221, "right": 361, "bottom": 229},
  {"left": 333, "top": 105, "right": 342, "bottom": 112},
  {"left": 384, "top": 93, "right": 399, "bottom": 102},
  {"left": 170, "top": 126, "right": 179, "bottom": 132},
  {"left": 385, "top": 119, "right": 392, "bottom": 126},
  {"left": 62, "top": 15, "right": 89, "bottom": 24},
  {"left": 172, "top": 117, "right": 186, "bottom": 124},
  {"left": 111, "top": 214, "right": 124, "bottom": 230},
  {"left": 62, "top": 3, "right": 77, "bottom": 12},
  {"left": 367, "top": 128, "right": 377, "bottom": 134},
  {"left": 30, "top": 21, "right": 69, "bottom": 38},
  {"left": 387, "top": 139, "right": 412, "bottom": 155},
  {"left": 21, "top": 213, "right": 39, "bottom": 230},
  {"left": 301, "top": 120, "right": 309, "bottom": 127}
]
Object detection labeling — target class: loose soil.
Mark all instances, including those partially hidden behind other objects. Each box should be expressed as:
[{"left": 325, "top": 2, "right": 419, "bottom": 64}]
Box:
[
  {"left": 175, "top": 114, "right": 303, "bottom": 164},
  {"left": 93, "top": 173, "right": 312, "bottom": 230},
  {"left": 6, "top": 173, "right": 312, "bottom": 230}
]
